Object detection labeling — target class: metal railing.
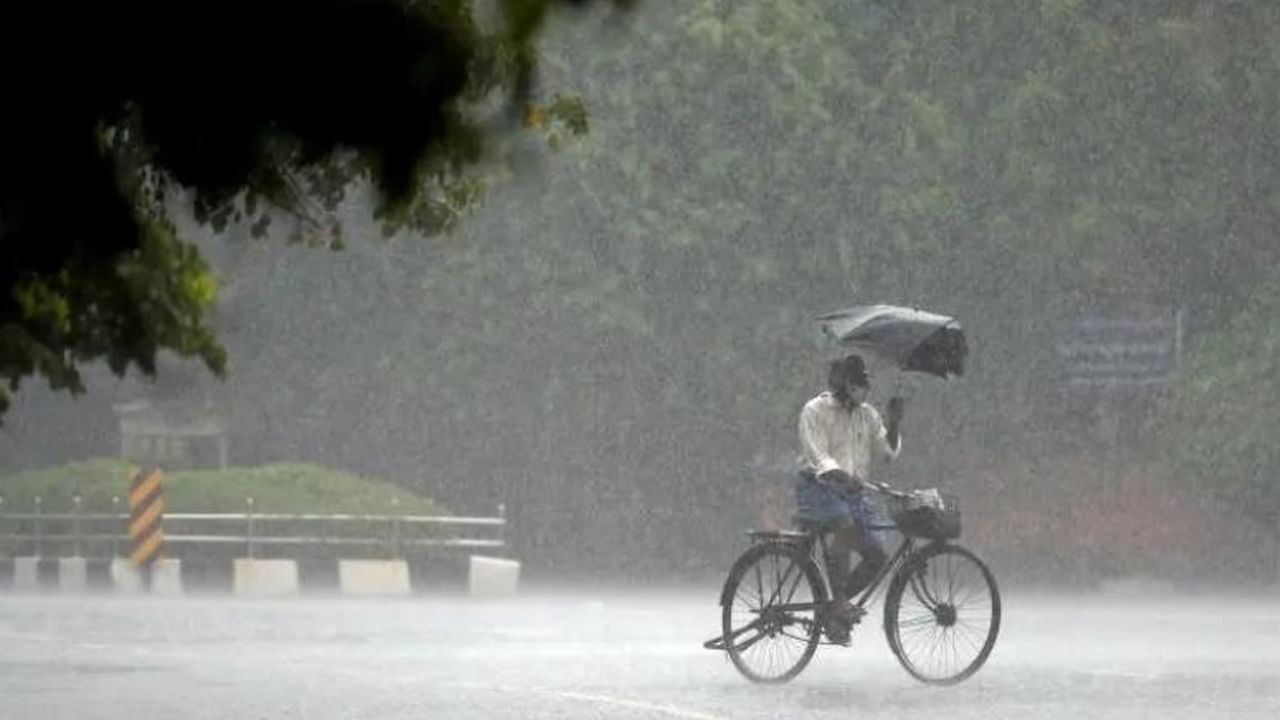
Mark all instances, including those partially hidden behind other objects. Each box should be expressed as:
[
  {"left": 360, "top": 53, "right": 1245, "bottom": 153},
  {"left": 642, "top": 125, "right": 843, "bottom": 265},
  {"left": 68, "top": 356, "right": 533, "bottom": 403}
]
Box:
[{"left": 0, "top": 495, "right": 506, "bottom": 559}]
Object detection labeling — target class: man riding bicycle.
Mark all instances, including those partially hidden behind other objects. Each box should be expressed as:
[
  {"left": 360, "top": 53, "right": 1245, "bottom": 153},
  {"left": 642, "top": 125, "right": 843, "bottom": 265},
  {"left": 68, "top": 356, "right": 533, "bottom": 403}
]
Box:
[{"left": 796, "top": 353, "right": 904, "bottom": 644}]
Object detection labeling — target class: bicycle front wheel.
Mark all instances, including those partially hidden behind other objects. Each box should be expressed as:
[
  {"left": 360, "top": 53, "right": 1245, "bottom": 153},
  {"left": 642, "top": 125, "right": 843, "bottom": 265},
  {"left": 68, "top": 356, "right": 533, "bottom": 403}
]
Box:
[
  {"left": 720, "top": 542, "right": 826, "bottom": 684},
  {"left": 883, "top": 543, "right": 1000, "bottom": 685}
]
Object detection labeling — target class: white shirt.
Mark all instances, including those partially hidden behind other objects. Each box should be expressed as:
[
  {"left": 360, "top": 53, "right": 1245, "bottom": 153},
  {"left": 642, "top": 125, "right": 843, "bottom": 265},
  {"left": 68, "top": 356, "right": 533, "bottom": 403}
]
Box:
[{"left": 798, "top": 391, "right": 900, "bottom": 485}]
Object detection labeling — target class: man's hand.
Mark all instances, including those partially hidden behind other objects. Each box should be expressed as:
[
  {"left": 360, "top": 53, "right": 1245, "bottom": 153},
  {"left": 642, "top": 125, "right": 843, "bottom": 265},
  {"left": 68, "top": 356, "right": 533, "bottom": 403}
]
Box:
[
  {"left": 818, "top": 468, "right": 856, "bottom": 488},
  {"left": 886, "top": 396, "right": 905, "bottom": 426}
]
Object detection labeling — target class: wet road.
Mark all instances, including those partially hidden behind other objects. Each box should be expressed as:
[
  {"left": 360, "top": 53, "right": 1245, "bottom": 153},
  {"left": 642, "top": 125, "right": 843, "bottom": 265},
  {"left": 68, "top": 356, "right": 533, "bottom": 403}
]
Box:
[{"left": 1, "top": 589, "right": 1278, "bottom": 719}]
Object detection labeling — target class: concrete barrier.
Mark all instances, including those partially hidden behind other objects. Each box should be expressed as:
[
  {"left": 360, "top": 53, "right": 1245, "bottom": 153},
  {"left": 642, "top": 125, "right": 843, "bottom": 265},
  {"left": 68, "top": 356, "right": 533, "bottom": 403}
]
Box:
[
  {"left": 233, "top": 559, "right": 299, "bottom": 597},
  {"left": 110, "top": 559, "right": 146, "bottom": 594},
  {"left": 58, "top": 557, "right": 88, "bottom": 593},
  {"left": 338, "top": 560, "right": 411, "bottom": 597},
  {"left": 152, "top": 559, "right": 184, "bottom": 596},
  {"left": 468, "top": 555, "right": 520, "bottom": 597},
  {"left": 3, "top": 555, "right": 512, "bottom": 597},
  {"left": 107, "top": 558, "right": 182, "bottom": 594},
  {"left": 13, "top": 557, "right": 40, "bottom": 592}
]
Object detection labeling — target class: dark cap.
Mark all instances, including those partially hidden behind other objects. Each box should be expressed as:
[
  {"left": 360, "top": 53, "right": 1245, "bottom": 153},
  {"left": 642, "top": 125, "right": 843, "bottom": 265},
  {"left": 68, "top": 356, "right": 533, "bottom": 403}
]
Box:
[{"left": 828, "top": 353, "right": 870, "bottom": 389}]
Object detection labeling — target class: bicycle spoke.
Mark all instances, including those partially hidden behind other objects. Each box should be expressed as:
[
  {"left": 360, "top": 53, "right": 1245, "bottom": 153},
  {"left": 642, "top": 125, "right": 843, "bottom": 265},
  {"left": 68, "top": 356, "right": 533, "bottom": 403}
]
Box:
[
  {"left": 733, "top": 585, "right": 758, "bottom": 610},
  {"left": 950, "top": 555, "right": 960, "bottom": 603},
  {"left": 781, "top": 560, "right": 805, "bottom": 606},
  {"left": 747, "top": 558, "right": 757, "bottom": 607}
]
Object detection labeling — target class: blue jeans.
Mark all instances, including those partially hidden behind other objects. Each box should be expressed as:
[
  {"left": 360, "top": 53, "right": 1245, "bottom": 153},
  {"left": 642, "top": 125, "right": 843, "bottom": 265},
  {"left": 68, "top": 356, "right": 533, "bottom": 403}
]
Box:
[{"left": 795, "top": 473, "right": 888, "bottom": 599}]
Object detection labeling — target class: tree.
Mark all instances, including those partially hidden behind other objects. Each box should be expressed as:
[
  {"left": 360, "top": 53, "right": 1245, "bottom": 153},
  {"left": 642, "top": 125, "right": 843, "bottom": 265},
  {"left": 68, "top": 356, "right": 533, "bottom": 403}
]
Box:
[
  {"left": 1159, "top": 272, "right": 1280, "bottom": 535},
  {"left": 383, "top": 0, "right": 1280, "bottom": 574},
  {"left": 0, "top": 0, "right": 626, "bottom": 421},
  {"left": 8, "top": 0, "right": 1280, "bottom": 578}
]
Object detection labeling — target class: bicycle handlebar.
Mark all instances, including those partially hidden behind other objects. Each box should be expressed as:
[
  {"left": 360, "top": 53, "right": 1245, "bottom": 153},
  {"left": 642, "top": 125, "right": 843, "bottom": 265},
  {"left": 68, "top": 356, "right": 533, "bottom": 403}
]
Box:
[
  {"left": 813, "top": 476, "right": 926, "bottom": 501},
  {"left": 868, "top": 482, "right": 914, "bottom": 500}
]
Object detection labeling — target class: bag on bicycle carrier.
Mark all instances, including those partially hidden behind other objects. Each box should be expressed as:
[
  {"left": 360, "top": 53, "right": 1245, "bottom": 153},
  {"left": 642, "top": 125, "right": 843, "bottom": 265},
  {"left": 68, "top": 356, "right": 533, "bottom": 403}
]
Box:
[{"left": 888, "top": 489, "right": 961, "bottom": 540}]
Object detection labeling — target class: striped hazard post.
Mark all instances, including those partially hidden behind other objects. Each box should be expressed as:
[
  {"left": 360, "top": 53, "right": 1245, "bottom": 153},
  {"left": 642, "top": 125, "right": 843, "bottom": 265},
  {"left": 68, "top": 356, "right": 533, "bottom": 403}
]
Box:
[{"left": 127, "top": 468, "right": 166, "bottom": 579}]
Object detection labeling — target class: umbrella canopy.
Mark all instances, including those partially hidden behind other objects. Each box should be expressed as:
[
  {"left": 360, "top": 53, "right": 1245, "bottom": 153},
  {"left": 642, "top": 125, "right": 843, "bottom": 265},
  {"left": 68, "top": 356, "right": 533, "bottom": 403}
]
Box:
[{"left": 817, "top": 304, "right": 968, "bottom": 379}]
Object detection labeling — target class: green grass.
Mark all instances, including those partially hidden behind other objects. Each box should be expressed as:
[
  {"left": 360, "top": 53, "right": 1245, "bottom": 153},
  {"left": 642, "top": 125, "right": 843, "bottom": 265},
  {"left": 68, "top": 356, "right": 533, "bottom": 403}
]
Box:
[{"left": 0, "top": 458, "right": 446, "bottom": 516}]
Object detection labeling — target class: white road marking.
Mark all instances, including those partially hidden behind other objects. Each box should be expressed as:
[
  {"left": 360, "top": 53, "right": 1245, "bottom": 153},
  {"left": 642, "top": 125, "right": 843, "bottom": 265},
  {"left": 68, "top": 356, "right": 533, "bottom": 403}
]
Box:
[{"left": 450, "top": 682, "right": 732, "bottom": 720}]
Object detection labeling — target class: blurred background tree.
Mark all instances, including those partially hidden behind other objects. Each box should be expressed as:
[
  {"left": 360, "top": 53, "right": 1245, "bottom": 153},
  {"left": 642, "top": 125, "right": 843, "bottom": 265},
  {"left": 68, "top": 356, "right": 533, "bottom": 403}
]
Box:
[
  {"left": 0, "top": 0, "right": 628, "bottom": 420},
  {"left": 4, "top": 0, "right": 1278, "bottom": 582}
]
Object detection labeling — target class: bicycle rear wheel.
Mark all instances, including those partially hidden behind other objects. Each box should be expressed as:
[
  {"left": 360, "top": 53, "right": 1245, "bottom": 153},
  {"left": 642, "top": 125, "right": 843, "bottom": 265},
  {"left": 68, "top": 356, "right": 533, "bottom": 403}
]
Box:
[
  {"left": 720, "top": 542, "right": 826, "bottom": 684},
  {"left": 883, "top": 543, "right": 1000, "bottom": 685}
]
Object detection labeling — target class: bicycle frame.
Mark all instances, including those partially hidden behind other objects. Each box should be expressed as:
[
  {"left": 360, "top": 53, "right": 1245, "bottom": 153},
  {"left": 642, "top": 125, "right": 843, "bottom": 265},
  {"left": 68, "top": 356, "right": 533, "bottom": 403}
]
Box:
[
  {"left": 756, "top": 525, "right": 919, "bottom": 617},
  {"left": 725, "top": 482, "right": 950, "bottom": 628},
  {"left": 850, "top": 524, "right": 918, "bottom": 610}
]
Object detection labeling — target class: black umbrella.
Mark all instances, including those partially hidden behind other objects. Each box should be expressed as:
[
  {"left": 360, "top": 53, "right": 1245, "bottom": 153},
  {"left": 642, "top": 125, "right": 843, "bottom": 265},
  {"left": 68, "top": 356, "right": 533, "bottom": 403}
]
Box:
[{"left": 817, "top": 304, "right": 968, "bottom": 379}]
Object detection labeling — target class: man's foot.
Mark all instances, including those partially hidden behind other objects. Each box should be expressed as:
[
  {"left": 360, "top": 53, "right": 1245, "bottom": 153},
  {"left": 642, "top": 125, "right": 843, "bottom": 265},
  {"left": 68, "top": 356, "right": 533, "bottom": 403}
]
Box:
[
  {"left": 821, "top": 601, "right": 864, "bottom": 645},
  {"left": 824, "top": 620, "right": 851, "bottom": 645}
]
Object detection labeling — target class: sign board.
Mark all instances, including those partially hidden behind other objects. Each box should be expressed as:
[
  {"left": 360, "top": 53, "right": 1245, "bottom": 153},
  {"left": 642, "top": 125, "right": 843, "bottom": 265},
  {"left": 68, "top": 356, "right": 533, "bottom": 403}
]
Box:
[{"left": 1056, "top": 309, "right": 1183, "bottom": 388}]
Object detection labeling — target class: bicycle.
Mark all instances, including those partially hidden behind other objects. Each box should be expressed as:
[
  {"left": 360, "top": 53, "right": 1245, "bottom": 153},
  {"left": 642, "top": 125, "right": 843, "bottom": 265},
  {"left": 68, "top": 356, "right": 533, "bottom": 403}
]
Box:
[{"left": 703, "top": 483, "right": 1000, "bottom": 685}]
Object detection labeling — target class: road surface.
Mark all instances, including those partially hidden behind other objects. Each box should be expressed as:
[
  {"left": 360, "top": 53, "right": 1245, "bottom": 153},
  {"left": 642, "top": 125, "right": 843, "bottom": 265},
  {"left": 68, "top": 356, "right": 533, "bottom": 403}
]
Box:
[{"left": 2, "top": 588, "right": 1277, "bottom": 719}]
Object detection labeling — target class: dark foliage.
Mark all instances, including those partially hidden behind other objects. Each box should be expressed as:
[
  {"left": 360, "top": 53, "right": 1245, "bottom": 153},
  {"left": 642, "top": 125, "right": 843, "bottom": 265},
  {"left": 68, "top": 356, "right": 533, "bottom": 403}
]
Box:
[{"left": 0, "top": 0, "right": 627, "bottom": 419}]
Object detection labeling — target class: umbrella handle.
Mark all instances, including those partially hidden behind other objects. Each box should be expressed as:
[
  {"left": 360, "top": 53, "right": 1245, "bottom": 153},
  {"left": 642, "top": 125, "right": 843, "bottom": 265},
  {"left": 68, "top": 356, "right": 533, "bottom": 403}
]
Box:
[{"left": 887, "top": 373, "right": 908, "bottom": 423}]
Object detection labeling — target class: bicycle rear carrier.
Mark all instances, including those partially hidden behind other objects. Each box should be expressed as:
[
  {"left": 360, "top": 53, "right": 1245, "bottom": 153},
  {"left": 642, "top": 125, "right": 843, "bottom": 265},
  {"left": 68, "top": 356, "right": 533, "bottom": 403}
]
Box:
[{"left": 745, "top": 529, "right": 812, "bottom": 544}]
